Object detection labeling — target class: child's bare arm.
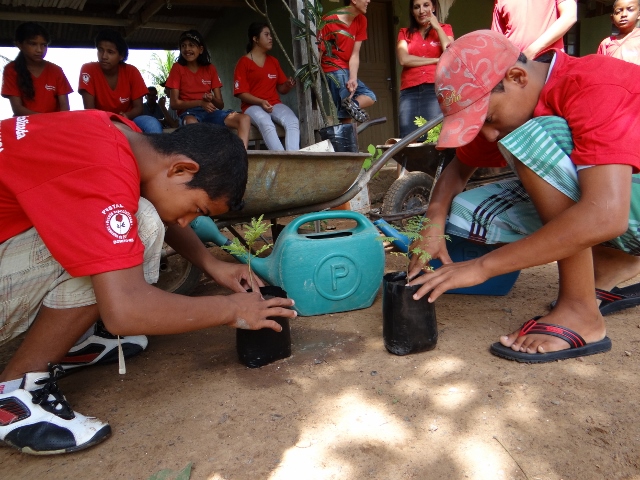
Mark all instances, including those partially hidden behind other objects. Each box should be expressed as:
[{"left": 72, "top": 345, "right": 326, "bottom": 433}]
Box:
[
  {"left": 211, "top": 87, "right": 224, "bottom": 110},
  {"left": 410, "top": 163, "right": 632, "bottom": 301},
  {"left": 169, "top": 87, "right": 210, "bottom": 111}
]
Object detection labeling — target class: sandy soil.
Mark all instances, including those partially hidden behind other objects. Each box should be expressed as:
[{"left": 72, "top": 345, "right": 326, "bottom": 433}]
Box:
[{"left": 2, "top": 174, "right": 640, "bottom": 480}]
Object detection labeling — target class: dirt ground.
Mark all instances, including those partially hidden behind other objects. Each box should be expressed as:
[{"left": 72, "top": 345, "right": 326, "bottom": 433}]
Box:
[{"left": 2, "top": 172, "right": 640, "bottom": 480}]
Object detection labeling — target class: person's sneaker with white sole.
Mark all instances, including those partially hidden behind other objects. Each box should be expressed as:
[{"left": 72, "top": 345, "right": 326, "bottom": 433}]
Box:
[
  {"left": 60, "top": 320, "right": 148, "bottom": 371},
  {"left": 341, "top": 97, "right": 369, "bottom": 123},
  {"left": 0, "top": 364, "right": 111, "bottom": 455}
]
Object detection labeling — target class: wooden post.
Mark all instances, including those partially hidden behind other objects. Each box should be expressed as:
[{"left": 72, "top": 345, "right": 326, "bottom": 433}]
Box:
[{"left": 289, "top": 0, "right": 322, "bottom": 147}]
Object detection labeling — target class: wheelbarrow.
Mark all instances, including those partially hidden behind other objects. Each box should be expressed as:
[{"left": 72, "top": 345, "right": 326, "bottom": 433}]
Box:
[
  {"left": 375, "top": 134, "right": 516, "bottom": 224},
  {"left": 157, "top": 115, "right": 504, "bottom": 294}
]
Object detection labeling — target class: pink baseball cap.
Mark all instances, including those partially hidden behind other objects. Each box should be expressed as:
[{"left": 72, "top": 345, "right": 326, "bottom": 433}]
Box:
[{"left": 435, "top": 30, "right": 520, "bottom": 149}]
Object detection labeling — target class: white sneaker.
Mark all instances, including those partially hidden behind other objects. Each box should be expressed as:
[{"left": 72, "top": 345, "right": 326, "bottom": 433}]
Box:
[
  {"left": 0, "top": 364, "right": 111, "bottom": 455},
  {"left": 60, "top": 320, "right": 148, "bottom": 371}
]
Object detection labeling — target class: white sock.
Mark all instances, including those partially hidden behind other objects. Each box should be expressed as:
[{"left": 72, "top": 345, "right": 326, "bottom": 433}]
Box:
[{"left": 0, "top": 378, "right": 23, "bottom": 394}]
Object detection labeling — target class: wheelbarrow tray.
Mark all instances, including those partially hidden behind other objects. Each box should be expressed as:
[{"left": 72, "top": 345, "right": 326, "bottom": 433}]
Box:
[{"left": 218, "top": 149, "right": 370, "bottom": 221}]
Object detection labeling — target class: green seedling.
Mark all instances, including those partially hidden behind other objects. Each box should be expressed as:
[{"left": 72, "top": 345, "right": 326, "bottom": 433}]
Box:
[
  {"left": 221, "top": 214, "right": 272, "bottom": 289},
  {"left": 378, "top": 215, "right": 448, "bottom": 277},
  {"left": 363, "top": 143, "right": 383, "bottom": 171},
  {"left": 414, "top": 116, "right": 442, "bottom": 144}
]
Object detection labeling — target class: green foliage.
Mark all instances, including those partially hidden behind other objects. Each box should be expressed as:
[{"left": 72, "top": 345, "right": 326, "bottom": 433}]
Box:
[
  {"left": 221, "top": 215, "right": 272, "bottom": 287},
  {"left": 147, "top": 462, "right": 192, "bottom": 480},
  {"left": 378, "top": 216, "right": 448, "bottom": 275},
  {"left": 363, "top": 144, "right": 382, "bottom": 171},
  {"left": 414, "top": 116, "right": 442, "bottom": 144},
  {"left": 144, "top": 50, "right": 177, "bottom": 88}
]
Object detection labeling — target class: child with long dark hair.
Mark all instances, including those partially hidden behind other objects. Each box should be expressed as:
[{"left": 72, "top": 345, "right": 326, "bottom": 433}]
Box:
[
  {"left": 165, "top": 30, "right": 251, "bottom": 148},
  {"left": 78, "top": 29, "right": 162, "bottom": 133},
  {"left": 1, "top": 22, "right": 72, "bottom": 116},
  {"left": 233, "top": 23, "right": 299, "bottom": 151}
]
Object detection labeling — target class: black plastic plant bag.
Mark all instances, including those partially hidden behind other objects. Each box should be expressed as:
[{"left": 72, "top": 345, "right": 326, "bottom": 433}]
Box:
[
  {"left": 382, "top": 271, "right": 438, "bottom": 356},
  {"left": 318, "top": 123, "right": 359, "bottom": 153},
  {"left": 236, "top": 286, "right": 292, "bottom": 368}
]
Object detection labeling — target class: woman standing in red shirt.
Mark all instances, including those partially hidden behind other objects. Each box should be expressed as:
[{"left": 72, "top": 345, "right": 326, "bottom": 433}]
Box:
[
  {"left": 1, "top": 22, "right": 72, "bottom": 116},
  {"left": 233, "top": 23, "right": 299, "bottom": 151},
  {"left": 396, "top": 0, "right": 453, "bottom": 140}
]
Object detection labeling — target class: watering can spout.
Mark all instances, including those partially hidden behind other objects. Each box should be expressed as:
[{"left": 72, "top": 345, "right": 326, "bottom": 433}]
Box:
[{"left": 189, "top": 216, "right": 277, "bottom": 286}]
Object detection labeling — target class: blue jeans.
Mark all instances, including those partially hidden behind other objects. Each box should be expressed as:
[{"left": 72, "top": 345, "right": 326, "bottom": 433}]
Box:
[
  {"left": 398, "top": 83, "right": 440, "bottom": 140},
  {"left": 179, "top": 106, "right": 232, "bottom": 126},
  {"left": 133, "top": 115, "right": 163, "bottom": 133},
  {"left": 326, "top": 69, "right": 376, "bottom": 120}
]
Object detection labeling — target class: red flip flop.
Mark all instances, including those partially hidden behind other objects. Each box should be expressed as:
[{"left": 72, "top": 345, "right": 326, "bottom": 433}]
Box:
[{"left": 490, "top": 316, "right": 612, "bottom": 363}]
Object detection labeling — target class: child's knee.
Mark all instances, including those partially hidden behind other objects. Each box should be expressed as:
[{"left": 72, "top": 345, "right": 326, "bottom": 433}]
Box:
[{"left": 239, "top": 113, "right": 251, "bottom": 128}]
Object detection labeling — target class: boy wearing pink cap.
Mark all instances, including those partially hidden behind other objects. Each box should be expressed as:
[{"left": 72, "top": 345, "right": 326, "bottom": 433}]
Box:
[{"left": 407, "top": 30, "right": 640, "bottom": 363}]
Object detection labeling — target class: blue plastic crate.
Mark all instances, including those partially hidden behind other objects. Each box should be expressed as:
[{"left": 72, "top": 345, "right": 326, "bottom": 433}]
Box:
[
  {"left": 373, "top": 220, "right": 518, "bottom": 296},
  {"left": 429, "top": 236, "right": 519, "bottom": 296}
]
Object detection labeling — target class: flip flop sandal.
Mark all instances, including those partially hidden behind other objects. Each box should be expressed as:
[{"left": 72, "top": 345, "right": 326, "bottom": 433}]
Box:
[
  {"left": 489, "top": 316, "right": 612, "bottom": 364},
  {"left": 548, "top": 282, "right": 640, "bottom": 315},
  {"left": 597, "top": 283, "right": 640, "bottom": 315},
  {"left": 341, "top": 97, "right": 369, "bottom": 123}
]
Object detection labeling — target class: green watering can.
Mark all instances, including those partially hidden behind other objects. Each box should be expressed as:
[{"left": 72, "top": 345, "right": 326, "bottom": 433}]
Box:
[{"left": 191, "top": 211, "right": 385, "bottom": 316}]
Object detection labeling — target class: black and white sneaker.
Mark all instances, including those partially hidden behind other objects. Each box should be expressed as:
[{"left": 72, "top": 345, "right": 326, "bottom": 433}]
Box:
[
  {"left": 341, "top": 97, "right": 369, "bottom": 123},
  {"left": 0, "top": 364, "right": 111, "bottom": 455},
  {"left": 60, "top": 320, "right": 148, "bottom": 371}
]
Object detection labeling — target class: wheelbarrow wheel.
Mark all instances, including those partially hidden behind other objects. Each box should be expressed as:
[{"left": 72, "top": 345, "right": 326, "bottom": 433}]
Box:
[
  {"left": 381, "top": 172, "right": 433, "bottom": 226},
  {"left": 155, "top": 250, "right": 203, "bottom": 295}
]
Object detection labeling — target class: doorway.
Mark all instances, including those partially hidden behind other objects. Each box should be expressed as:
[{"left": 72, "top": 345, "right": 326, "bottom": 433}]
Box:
[{"left": 357, "top": 0, "right": 398, "bottom": 149}]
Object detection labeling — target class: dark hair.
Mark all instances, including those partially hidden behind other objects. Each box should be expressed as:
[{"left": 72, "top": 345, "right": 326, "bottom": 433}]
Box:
[
  {"left": 148, "top": 86, "right": 158, "bottom": 95},
  {"left": 145, "top": 124, "right": 248, "bottom": 211},
  {"left": 13, "top": 22, "right": 50, "bottom": 101},
  {"left": 343, "top": 0, "right": 351, "bottom": 6},
  {"left": 177, "top": 30, "right": 211, "bottom": 66},
  {"left": 407, "top": 0, "right": 440, "bottom": 35},
  {"left": 246, "top": 22, "right": 270, "bottom": 53},
  {"left": 491, "top": 52, "right": 528, "bottom": 93},
  {"left": 95, "top": 29, "right": 129, "bottom": 62}
]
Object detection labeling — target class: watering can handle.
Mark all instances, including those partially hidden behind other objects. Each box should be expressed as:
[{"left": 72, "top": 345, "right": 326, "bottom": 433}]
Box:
[{"left": 287, "top": 210, "right": 369, "bottom": 233}]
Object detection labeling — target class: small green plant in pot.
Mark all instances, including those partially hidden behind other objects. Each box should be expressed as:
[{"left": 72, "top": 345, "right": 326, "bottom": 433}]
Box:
[
  {"left": 221, "top": 215, "right": 292, "bottom": 368},
  {"left": 379, "top": 216, "right": 444, "bottom": 356}
]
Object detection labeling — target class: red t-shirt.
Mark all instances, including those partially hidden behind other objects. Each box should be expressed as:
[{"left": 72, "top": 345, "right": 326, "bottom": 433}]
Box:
[
  {"left": 233, "top": 55, "right": 288, "bottom": 112},
  {"left": 398, "top": 25, "right": 454, "bottom": 89},
  {"left": 319, "top": 14, "right": 368, "bottom": 72},
  {"left": 0, "top": 110, "right": 145, "bottom": 277},
  {"left": 78, "top": 62, "right": 148, "bottom": 114},
  {"left": 165, "top": 63, "right": 223, "bottom": 115},
  {"left": 456, "top": 135, "right": 507, "bottom": 168},
  {"left": 492, "top": 0, "right": 567, "bottom": 55},
  {"left": 457, "top": 51, "right": 640, "bottom": 172},
  {"left": 597, "top": 28, "right": 640, "bottom": 66},
  {"left": 1, "top": 61, "right": 73, "bottom": 113}
]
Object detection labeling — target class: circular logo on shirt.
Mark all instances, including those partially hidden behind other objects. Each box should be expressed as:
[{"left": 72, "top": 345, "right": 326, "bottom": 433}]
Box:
[
  {"left": 234, "top": 80, "right": 239, "bottom": 90},
  {"left": 105, "top": 209, "right": 133, "bottom": 239},
  {"left": 82, "top": 73, "right": 90, "bottom": 85}
]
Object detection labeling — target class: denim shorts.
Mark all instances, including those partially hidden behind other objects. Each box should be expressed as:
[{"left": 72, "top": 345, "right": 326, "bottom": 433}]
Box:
[
  {"left": 398, "top": 83, "right": 440, "bottom": 139},
  {"left": 326, "top": 69, "right": 376, "bottom": 119},
  {"left": 180, "top": 106, "right": 233, "bottom": 126}
]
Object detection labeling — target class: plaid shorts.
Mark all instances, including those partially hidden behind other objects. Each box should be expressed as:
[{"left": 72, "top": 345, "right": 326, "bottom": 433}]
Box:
[
  {"left": 446, "top": 116, "right": 640, "bottom": 255},
  {"left": 0, "top": 197, "right": 165, "bottom": 345}
]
